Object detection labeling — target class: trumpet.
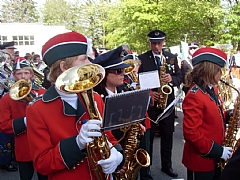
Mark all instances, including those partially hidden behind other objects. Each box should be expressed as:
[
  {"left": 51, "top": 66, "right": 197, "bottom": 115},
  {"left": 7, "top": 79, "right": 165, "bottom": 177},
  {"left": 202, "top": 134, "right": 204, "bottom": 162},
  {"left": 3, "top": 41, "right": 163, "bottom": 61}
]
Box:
[{"left": 9, "top": 79, "right": 34, "bottom": 102}]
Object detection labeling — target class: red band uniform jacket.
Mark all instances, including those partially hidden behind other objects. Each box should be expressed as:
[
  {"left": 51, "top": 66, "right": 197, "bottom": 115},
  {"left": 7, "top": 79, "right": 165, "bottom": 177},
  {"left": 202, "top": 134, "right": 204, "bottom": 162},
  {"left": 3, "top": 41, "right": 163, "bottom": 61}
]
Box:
[
  {"left": 0, "top": 84, "right": 46, "bottom": 162},
  {"left": 26, "top": 85, "right": 124, "bottom": 180},
  {"left": 182, "top": 84, "right": 225, "bottom": 172}
]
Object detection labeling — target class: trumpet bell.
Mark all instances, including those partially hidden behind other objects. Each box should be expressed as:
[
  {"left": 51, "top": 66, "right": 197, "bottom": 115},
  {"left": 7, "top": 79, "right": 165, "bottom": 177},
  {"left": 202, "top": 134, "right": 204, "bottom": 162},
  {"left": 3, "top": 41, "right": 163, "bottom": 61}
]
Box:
[
  {"left": 55, "top": 64, "right": 105, "bottom": 93},
  {"left": 10, "top": 79, "right": 32, "bottom": 100}
]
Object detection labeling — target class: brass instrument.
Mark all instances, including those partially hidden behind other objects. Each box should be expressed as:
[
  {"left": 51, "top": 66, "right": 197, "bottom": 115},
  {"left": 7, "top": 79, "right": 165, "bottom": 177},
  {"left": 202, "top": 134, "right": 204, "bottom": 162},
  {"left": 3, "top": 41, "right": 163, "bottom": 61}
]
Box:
[
  {"left": 218, "top": 79, "right": 240, "bottom": 170},
  {"left": 156, "top": 51, "right": 172, "bottom": 110},
  {"left": 124, "top": 59, "right": 139, "bottom": 83},
  {"left": 29, "top": 60, "right": 44, "bottom": 87},
  {"left": 114, "top": 123, "right": 150, "bottom": 180},
  {"left": 0, "top": 50, "right": 14, "bottom": 90},
  {"left": 9, "top": 79, "right": 34, "bottom": 102},
  {"left": 55, "top": 64, "right": 110, "bottom": 180},
  {"left": 0, "top": 63, "right": 14, "bottom": 90},
  {"left": 217, "top": 67, "right": 233, "bottom": 109}
]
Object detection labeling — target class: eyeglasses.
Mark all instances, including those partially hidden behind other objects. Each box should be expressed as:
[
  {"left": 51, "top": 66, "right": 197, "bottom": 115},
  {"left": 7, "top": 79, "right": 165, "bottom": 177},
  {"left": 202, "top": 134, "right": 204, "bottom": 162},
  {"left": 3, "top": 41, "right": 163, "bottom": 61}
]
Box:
[{"left": 108, "top": 68, "right": 124, "bottom": 75}]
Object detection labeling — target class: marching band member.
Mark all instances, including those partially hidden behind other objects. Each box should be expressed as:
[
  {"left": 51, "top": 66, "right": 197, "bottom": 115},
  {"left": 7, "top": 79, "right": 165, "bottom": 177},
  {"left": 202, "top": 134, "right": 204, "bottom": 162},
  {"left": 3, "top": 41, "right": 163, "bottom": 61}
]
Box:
[
  {"left": 94, "top": 46, "right": 153, "bottom": 180},
  {"left": 0, "top": 59, "right": 46, "bottom": 180},
  {"left": 138, "top": 29, "right": 182, "bottom": 178},
  {"left": 1, "top": 41, "right": 16, "bottom": 58},
  {"left": 93, "top": 46, "right": 146, "bottom": 143},
  {"left": 0, "top": 50, "right": 13, "bottom": 97},
  {"left": 26, "top": 32, "right": 124, "bottom": 180},
  {"left": 182, "top": 47, "right": 233, "bottom": 180},
  {"left": 0, "top": 50, "right": 18, "bottom": 172}
]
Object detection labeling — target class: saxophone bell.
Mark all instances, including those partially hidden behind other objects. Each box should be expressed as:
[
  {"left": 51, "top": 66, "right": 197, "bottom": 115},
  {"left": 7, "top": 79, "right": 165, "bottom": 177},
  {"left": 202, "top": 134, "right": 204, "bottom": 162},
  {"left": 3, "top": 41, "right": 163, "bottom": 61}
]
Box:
[{"left": 114, "top": 123, "right": 150, "bottom": 180}]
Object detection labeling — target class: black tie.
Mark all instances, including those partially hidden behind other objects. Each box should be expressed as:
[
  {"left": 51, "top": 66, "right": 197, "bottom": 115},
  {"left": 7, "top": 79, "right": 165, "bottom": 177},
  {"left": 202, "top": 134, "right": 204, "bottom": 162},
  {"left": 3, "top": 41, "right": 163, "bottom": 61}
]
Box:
[{"left": 155, "top": 56, "right": 161, "bottom": 69}]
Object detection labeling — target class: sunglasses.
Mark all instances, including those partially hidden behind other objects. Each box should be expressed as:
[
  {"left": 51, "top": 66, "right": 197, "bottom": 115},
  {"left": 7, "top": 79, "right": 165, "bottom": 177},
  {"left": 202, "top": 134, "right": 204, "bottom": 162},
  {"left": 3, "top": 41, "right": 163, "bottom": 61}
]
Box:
[
  {"left": 189, "top": 47, "right": 197, "bottom": 50},
  {"left": 108, "top": 68, "right": 124, "bottom": 75}
]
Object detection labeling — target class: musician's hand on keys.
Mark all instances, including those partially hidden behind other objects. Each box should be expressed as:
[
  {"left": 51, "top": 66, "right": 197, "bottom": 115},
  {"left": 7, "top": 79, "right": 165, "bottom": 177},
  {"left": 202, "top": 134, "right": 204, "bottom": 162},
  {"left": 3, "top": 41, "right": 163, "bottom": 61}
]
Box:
[
  {"left": 76, "top": 120, "right": 101, "bottom": 150},
  {"left": 221, "top": 146, "right": 233, "bottom": 161},
  {"left": 152, "top": 91, "right": 160, "bottom": 101},
  {"left": 162, "top": 73, "right": 172, "bottom": 83},
  {"left": 116, "top": 166, "right": 127, "bottom": 174},
  {"left": 98, "top": 141, "right": 123, "bottom": 174}
]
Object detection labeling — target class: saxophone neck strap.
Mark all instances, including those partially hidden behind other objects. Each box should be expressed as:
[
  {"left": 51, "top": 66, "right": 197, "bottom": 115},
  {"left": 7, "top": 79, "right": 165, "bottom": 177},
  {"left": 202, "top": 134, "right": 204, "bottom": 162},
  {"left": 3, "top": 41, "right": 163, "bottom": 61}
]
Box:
[{"left": 206, "top": 87, "right": 225, "bottom": 122}]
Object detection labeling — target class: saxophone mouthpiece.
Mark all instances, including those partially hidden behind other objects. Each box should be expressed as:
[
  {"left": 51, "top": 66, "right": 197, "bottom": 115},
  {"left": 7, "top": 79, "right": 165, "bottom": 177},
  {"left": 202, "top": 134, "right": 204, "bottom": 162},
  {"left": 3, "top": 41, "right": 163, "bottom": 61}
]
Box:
[
  {"left": 220, "top": 79, "right": 229, "bottom": 85},
  {"left": 157, "top": 49, "right": 161, "bottom": 55}
]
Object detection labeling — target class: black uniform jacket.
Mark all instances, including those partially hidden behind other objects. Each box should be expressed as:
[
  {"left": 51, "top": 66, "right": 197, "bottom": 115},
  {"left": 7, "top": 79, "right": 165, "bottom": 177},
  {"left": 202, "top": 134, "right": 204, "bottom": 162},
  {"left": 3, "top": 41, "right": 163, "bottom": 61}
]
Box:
[{"left": 138, "top": 50, "right": 182, "bottom": 118}]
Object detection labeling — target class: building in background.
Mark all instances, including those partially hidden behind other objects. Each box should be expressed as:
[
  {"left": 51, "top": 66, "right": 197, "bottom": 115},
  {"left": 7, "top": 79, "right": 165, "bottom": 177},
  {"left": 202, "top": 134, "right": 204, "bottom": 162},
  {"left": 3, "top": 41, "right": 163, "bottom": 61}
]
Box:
[{"left": 0, "top": 23, "right": 70, "bottom": 57}]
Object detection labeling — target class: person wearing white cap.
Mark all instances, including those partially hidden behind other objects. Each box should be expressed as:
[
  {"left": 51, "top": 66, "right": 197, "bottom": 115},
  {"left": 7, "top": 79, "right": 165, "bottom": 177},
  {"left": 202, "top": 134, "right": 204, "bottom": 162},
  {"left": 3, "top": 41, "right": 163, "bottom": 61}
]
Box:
[{"left": 181, "top": 42, "right": 200, "bottom": 94}]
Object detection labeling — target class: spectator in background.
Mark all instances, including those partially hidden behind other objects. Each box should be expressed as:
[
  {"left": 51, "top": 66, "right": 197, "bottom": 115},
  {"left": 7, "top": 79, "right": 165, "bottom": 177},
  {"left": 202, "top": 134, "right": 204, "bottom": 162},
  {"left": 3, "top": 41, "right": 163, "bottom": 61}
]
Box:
[
  {"left": 122, "top": 44, "right": 130, "bottom": 55},
  {"left": 88, "top": 47, "right": 99, "bottom": 61},
  {"left": 181, "top": 42, "right": 199, "bottom": 95},
  {"left": 230, "top": 50, "right": 240, "bottom": 68},
  {"left": 24, "top": 55, "right": 31, "bottom": 63},
  {"left": 32, "top": 54, "right": 41, "bottom": 68},
  {"left": 14, "top": 51, "right": 20, "bottom": 59}
]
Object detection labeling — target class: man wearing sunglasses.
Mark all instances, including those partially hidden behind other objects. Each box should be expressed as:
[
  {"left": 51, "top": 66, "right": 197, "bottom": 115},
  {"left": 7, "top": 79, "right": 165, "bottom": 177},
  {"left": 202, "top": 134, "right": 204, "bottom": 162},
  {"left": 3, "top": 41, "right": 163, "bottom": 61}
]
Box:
[{"left": 181, "top": 42, "right": 199, "bottom": 94}]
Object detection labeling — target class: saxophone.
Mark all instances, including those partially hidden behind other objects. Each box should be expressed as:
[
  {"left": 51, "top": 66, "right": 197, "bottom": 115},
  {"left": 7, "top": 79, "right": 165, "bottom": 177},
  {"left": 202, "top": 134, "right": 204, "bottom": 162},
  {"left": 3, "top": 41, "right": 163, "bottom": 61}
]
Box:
[
  {"left": 55, "top": 64, "right": 111, "bottom": 180},
  {"left": 218, "top": 79, "right": 240, "bottom": 170},
  {"left": 156, "top": 51, "right": 172, "bottom": 110},
  {"left": 114, "top": 123, "right": 150, "bottom": 180}
]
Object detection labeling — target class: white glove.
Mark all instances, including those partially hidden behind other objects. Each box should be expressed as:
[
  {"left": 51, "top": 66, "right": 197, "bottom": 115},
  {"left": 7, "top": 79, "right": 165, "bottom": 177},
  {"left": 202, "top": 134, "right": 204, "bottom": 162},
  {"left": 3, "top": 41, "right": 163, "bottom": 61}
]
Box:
[
  {"left": 221, "top": 146, "right": 233, "bottom": 161},
  {"left": 24, "top": 117, "right": 27, "bottom": 127},
  {"left": 76, "top": 120, "right": 102, "bottom": 150},
  {"left": 97, "top": 141, "right": 123, "bottom": 174}
]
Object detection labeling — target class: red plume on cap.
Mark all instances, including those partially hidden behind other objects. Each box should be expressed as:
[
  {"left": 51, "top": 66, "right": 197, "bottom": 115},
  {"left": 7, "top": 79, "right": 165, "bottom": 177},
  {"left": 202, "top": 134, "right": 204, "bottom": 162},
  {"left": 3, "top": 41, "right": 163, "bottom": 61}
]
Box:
[
  {"left": 192, "top": 47, "right": 227, "bottom": 67},
  {"left": 14, "top": 57, "right": 26, "bottom": 63},
  {"left": 42, "top": 32, "right": 88, "bottom": 67}
]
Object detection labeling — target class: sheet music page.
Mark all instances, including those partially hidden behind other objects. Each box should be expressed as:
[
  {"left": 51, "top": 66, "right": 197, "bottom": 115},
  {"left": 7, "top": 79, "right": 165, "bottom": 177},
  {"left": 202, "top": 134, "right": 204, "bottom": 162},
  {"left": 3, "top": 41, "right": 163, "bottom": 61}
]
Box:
[
  {"left": 139, "top": 70, "right": 160, "bottom": 89},
  {"left": 156, "top": 92, "right": 183, "bottom": 123},
  {"left": 102, "top": 89, "right": 150, "bottom": 131}
]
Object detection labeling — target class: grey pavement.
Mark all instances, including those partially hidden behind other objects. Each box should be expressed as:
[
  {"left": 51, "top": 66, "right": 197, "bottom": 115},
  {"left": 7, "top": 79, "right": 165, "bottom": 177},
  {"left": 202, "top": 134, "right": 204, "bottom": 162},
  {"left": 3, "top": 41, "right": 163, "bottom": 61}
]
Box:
[{"left": 0, "top": 109, "right": 186, "bottom": 180}]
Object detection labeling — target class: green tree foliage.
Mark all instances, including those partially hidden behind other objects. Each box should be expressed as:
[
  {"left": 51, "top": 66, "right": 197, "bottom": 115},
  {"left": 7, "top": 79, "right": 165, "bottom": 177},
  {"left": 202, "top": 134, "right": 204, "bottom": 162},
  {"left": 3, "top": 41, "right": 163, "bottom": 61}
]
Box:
[
  {"left": 105, "top": 0, "right": 226, "bottom": 53},
  {"left": 1, "top": 0, "right": 39, "bottom": 23},
  {"left": 80, "top": 0, "right": 114, "bottom": 48},
  {"left": 222, "top": 0, "right": 240, "bottom": 51},
  {"left": 2, "top": 0, "right": 239, "bottom": 52},
  {"left": 41, "top": 0, "right": 83, "bottom": 32}
]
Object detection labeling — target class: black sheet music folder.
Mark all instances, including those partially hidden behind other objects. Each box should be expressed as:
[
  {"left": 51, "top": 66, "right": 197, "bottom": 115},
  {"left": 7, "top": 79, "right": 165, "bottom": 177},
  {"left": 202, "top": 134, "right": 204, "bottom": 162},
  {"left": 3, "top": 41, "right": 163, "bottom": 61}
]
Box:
[{"left": 102, "top": 89, "right": 150, "bottom": 131}]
